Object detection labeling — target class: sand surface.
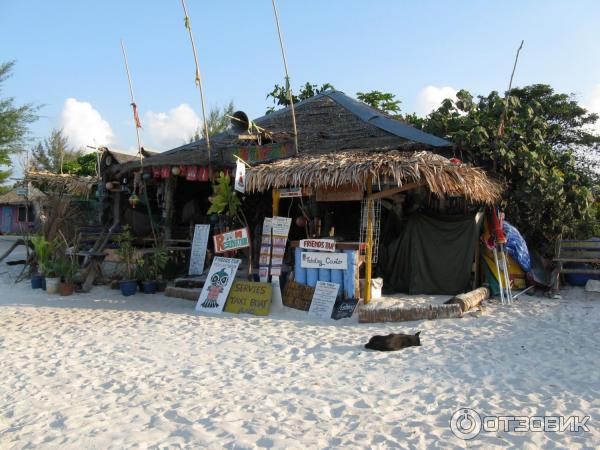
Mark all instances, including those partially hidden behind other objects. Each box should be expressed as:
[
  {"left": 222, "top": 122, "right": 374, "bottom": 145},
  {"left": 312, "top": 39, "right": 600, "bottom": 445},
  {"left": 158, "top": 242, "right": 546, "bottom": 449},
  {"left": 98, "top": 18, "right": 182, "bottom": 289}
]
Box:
[{"left": 0, "top": 238, "right": 598, "bottom": 449}]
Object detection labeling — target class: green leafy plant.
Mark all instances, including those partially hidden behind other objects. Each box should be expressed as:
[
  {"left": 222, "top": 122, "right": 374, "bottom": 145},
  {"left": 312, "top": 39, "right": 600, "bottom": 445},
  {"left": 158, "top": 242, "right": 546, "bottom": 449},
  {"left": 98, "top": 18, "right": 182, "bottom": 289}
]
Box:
[
  {"left": 406, "top": 84, "right": 599, "bottom": 254},
  {"left": 30, "top": 235, "right": 50, "bottom": 276},
  {"left": 115, "top": 226, "right": 137, "bottom": 280},
  {"left": 136, "top": 245, "right": 168, "bottom": 281},
  {"left": 53, "top": 255, "right": 77, "bottom": 283}
]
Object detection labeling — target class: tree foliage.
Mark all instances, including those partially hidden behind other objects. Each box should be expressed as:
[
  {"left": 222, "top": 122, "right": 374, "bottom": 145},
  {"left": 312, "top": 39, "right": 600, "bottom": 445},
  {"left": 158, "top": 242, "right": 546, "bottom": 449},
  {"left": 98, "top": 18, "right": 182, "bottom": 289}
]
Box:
[
  {"left": 0, "top": 61, "right": 39, "bottom": 185},
  {"left": 406, "top": 84, "right": 600, "bottom": 252},
  {"left": 190, "top": 100, "right": 235, "bottom": 142},
  {"left": 356, "top": 90, "right": 401, "bottom": 116},
  {"left": 30, "top": 128, "right": 82, "bottom": 173},
  {"left": 62, "top": 153, "right": 98, "bottom": 177},
  {"left": 266, "top": 82, "right": 335, "bottom": 113}
]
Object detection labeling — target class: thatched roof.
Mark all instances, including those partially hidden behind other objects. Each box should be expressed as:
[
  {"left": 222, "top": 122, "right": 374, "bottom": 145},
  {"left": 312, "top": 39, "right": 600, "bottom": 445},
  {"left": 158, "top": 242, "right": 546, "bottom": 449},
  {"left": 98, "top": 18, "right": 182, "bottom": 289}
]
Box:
[
  {"left": 0, "top": 185, "right": 45, "bottom": 205},
  {"left": 246, "top": 150, "right": 502, "bottom": 205},
  {"left": 25, "top": 171, "right": 96, "bottom": 197},
  {"left": 113, "top": 90, "right": 453, "bottom": 177}
]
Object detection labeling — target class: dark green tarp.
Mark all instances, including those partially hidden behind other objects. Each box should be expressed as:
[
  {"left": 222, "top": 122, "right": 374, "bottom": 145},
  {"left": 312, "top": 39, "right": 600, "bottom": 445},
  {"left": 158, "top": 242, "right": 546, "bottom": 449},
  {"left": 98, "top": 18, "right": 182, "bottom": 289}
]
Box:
[{"left": 380, "top": 211, "right": 478, "bottom": 295}]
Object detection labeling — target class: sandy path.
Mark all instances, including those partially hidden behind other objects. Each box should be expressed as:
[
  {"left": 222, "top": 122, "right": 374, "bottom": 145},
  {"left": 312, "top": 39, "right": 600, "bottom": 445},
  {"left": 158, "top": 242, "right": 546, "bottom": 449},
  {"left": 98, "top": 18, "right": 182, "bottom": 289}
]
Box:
[{"left": 0, "top": 241, "right": 598, "bottom": 449}]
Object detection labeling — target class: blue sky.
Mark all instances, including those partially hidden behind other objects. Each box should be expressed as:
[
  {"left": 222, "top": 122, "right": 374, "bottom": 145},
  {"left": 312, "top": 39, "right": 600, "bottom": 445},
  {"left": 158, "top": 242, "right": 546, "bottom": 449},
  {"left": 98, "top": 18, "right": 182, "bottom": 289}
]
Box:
[{"left": 1, "top": 0, "right": 599, "bottom": 158}]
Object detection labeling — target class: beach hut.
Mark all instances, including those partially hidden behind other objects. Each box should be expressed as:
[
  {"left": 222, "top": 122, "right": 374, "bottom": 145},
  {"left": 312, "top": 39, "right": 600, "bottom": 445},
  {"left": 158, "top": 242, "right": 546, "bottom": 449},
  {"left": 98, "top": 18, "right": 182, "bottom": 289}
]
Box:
[{"left": 0, "top": 184, "right": 45, "bottom": 234}]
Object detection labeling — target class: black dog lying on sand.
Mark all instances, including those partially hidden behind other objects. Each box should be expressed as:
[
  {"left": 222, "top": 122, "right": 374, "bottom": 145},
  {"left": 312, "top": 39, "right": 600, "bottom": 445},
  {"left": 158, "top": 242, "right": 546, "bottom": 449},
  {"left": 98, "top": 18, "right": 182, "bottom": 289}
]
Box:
[{"left": 365, "top": 332, "right": 421, "bottom": 351}]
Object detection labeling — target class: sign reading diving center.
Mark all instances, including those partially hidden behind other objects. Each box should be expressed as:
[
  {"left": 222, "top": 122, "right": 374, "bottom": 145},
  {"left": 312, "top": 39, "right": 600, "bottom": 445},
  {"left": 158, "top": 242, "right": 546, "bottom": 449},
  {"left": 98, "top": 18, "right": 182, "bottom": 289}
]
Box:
[
  {"left": 224, "top": 281, "right": 273, "bottom": 316},
  {"left": 213, "top": 228, "right": 250, "bottom": 253},
  {"left": 300, "top": 252, "right": 348, "bottom": 270}
]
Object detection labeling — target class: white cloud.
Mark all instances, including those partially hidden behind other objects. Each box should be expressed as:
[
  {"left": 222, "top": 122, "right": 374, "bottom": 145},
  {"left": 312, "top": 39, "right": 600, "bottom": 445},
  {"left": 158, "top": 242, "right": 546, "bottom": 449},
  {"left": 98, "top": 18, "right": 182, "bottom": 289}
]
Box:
[
  {"left": 415, "top": 85, "right": 458, "bottom": 116},
  {"left": 583, "top": 84, "right": 600, "bottom": 133},
  {"left": 60, "top": 98, "right": 114, "bottom": 150},
  {"left": 144, "top": 104, "right": 200, "bottom": 150}
]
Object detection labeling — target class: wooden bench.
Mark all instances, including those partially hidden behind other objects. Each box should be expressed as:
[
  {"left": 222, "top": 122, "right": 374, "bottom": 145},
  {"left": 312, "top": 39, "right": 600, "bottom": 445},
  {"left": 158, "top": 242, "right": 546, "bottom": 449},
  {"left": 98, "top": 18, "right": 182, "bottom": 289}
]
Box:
[{"left": 554, "top": 239, "right": 600, "bottom": 275}]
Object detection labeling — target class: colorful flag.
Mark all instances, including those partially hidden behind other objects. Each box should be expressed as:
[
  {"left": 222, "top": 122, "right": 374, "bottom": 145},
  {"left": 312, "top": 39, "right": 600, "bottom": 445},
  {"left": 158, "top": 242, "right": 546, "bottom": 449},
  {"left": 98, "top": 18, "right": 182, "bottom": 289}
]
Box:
[{"left": 131, "top": 102, "right": 142, "bottom": 129}]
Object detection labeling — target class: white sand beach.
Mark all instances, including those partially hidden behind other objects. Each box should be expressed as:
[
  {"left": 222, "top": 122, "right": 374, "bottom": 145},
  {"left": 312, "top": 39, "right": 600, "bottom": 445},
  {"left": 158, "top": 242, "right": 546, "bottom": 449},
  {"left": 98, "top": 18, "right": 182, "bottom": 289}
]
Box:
[{"left": 0, "top": 239, "right": 598, "bottom": 449}]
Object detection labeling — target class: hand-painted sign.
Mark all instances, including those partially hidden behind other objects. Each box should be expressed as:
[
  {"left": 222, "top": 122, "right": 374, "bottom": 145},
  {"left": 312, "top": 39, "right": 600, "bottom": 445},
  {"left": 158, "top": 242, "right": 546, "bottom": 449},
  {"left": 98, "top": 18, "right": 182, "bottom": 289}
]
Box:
[
  {"left": 299, "top": 239, "right": 336, "bottom": 252},
  {"left": 234, "top": 142, "right": 295, "bottom": 164},
  {"left": 331, "top": 298, "right": 359, "bottom": 320},
  {"left": 259, "top": 217, "right": 273, "bottom": 282},
  {"left": 189, "top": 224, "right": 210, "bottom": 275},
  {"left": 272, "top": 216, "right": 292, "bottom": 237},
  {"left": 213, "top": 228, "right": 250, "bottom": 253},
  {"left": 270, "top": 216, "right": 292, "bottom": 277},
  {"left": 308, "top": 281, "right": 340, "bottom": 320},
  {"left": 224, "top": 281, "right": 273, "bottom": 316},
  {"left": 278, "top": 187, "right": 304, "bottom": 198},
  {"left": 195, "top": 257, "right": 241, "bottom": 314},
  {"left": 300, "top": 252, "right": 348, "bottom": 270}
]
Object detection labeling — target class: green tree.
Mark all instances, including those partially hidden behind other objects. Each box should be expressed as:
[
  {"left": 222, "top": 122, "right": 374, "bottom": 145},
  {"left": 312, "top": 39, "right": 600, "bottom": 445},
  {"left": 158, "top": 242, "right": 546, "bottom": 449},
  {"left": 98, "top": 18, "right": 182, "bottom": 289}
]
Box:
[
  {"left": 356, "top": 90, "right": 401, "bottom": 116},
  {"left": 189, "top": 101, "right": 235, "bottom": 142},
  {"left": 266, "top": 82, "right": 335, "bottom": 113},
  {"left": 406, "top": 84, "right": 600, "bottom": 253},
  {"left": 30, "top": 128, "right": 82, "bottom": 173},
  {"left": 0, "top": 61, "right": 39, "bottom": 185},
  {"left": 62, "top": 153, "right": 98, "bottom": 176}
]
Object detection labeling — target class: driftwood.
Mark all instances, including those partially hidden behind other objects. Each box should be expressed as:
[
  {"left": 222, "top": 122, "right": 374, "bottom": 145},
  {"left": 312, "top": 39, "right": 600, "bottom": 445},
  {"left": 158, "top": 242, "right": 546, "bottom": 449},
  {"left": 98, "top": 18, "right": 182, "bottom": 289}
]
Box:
[
  {"left": 165, "top": 286, "right": 201, "bottom": 301},
  {"left": 0, "top": 239, "right": 26, "bottom": 263},
  {"left": 358, "top": 303, "right": 463, "bottom": 323},
  {"left": 446, "top": 287, "right": 490, "bottom": 312}
]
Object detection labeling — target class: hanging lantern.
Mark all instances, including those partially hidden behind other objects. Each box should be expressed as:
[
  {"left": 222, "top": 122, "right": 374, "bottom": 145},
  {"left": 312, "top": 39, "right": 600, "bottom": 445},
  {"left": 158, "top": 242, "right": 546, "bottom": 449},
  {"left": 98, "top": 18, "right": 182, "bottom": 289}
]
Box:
[
  {"left": 186, "top": 165, "right": 197, "bottom": 181},
  {"left": 128, "top": 193, "right": 140, "bottom": 208},
  {"left": 105, "top": 182, "right": 114, "bottom": 190},
  {"left": 171, "top": 166, "right": 181, "bottom": 176}
]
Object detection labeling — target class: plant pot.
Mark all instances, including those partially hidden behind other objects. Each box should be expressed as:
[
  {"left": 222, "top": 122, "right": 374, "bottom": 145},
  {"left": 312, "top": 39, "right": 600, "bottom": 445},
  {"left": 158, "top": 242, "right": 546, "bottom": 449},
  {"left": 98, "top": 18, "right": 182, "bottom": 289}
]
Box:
[
  {"left": 142, "top": 280, "right": 157, "bottom": 294},
  {"left": 119, "top": 280, "right": 138, "bottom": 296},
  {"left": 59, "top": 282, "right": 75, "bottom": 296},
  {"left": 31, "top": 275, "right": 45, "bottom": 289},
  {"left": 156, "top": 280, "right": 167, "bottom": 292},
  {"left": 45, "top": 277, "right": 61, "bottom": 294}
]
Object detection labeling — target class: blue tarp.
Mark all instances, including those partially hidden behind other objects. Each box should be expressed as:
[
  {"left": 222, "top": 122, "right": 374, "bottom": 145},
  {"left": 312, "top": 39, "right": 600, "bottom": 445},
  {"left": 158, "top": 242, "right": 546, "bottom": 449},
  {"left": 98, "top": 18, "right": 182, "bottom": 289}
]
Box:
[{"left": 503, "top": 221, "right": 531, "bottom": 273}]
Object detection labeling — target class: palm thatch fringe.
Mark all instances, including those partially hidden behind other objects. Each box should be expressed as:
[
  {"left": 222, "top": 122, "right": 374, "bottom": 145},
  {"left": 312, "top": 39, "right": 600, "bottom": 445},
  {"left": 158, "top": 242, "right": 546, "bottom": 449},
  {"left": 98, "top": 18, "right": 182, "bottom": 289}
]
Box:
[
  {"left": 25, "top": 171, "right": 96, "bottom": 197},
  {"left": 245, "top": 150, "right": 502, "bottom": 205}
]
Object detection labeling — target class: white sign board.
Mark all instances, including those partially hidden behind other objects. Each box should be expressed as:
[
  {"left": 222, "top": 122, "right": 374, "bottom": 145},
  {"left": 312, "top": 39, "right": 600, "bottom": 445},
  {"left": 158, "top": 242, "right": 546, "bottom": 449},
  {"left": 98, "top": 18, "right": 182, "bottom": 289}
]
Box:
[
  {"left": 278, "top": 187, "right": 303, "bottom": 198},
  {"left": 299, "top": 239, "right": 336, "bottom": 252},
  {"left": 300, "top": 252, "right": 348, "bottom": 270},
  {"left": 234, "top": 160, "right": 246, "bottom": 193},
  {"left": 195, "top": 257, "right": 241, "bottom": 314},
  {"left": 308, "top": 281, "right": 340, "bottom": 320},
  {"left": 272, "top": 216, "right": 292, "bottom": 237},
  {"left": 189, "top": 224, "right": 210, "bottom": 275},
  {"left": 259, "top": 217, "right": 273, "bottom": 282}
]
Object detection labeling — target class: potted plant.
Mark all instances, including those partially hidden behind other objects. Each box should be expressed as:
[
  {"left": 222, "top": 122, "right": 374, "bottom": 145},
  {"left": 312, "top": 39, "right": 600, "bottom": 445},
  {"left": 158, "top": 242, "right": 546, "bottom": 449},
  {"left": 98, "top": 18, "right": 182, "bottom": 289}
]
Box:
[
  {"left": 54, "top": 255, "right": 77, "bottom": 296},
  {"left": 30, "top": 235, "right": 49, "bottom": 289},
  {"left": 137, "top": 244, "right": 168, "bottom": 294},
  {"left": 44, "top": 259, "right": 61, "bottom": 294},
  {"left": 115, "top": 226, "right": 138, "bottom": 296}
]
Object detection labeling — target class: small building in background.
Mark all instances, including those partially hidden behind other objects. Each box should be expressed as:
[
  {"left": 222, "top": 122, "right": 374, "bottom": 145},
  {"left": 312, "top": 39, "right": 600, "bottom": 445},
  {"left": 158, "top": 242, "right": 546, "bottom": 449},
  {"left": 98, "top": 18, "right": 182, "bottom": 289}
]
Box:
[{"left": 0, "top": 184, "right": 46, "bottom": 234}]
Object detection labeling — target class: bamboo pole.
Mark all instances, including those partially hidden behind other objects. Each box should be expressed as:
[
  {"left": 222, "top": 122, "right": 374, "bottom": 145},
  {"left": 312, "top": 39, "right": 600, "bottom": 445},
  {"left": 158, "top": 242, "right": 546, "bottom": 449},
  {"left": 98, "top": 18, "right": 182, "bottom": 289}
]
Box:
[
  {"left": 181, "top": 0, "right": 213, "bottom": 177},
  {"left": 272, "top": 189, "right": 280, "bottom": 216},
  {"left": 270, "top": 0, "right": 299, "bottom": 155},
  {"left": 364, "top": 175, "right": 373, "bottom": 304}
]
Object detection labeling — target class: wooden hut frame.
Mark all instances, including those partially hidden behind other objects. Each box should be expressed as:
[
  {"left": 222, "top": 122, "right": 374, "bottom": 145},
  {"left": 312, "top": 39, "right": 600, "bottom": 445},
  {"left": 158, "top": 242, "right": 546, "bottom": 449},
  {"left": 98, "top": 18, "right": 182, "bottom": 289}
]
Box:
[{"left": 245, "top": 150, "right": 503, "bottom": 303}]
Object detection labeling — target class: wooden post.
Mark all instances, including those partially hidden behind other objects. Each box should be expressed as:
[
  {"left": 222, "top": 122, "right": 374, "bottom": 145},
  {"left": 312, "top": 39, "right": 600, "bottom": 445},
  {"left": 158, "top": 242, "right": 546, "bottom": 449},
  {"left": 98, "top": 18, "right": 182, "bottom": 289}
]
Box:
[
  {"left": 364, "top": 175, "right": 373, "bottom": 304},
  {"left": 272, "top": 189, "right": 280, "bottom": 216},
  {"left": 164, "top": 176, "right": 178, "bottom": 240}
]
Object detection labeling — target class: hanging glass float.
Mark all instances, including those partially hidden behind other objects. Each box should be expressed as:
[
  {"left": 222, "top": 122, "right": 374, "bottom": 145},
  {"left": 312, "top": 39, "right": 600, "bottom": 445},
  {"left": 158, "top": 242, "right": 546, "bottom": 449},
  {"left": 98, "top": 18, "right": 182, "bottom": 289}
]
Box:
[{"left": 171, "top": 166, "right": 181, "bottom": 176}]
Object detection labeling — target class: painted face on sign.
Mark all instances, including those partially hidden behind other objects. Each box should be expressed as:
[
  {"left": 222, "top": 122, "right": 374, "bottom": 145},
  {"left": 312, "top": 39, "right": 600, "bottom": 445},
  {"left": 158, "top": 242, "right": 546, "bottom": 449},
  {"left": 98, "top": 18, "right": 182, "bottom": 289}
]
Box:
[{"left": 200, "top": 269, "right": 230, "bottom": 308}]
